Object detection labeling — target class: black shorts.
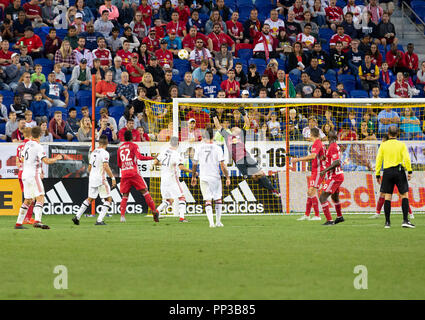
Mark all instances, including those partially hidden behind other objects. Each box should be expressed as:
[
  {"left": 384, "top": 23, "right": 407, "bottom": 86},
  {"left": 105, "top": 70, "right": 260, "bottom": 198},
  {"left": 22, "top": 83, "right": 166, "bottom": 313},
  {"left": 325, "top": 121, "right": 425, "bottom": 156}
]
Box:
[
  {"left": 236, "top": 155, "right": 261, "bottom": 177},
  {"left": 380, "top": 166, "right": 409, "bottom": 194}
]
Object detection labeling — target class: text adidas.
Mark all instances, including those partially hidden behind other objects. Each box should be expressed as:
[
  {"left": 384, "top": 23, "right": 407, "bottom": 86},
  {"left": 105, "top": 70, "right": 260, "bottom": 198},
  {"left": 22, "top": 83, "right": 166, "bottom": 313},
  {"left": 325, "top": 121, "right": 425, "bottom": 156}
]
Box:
[
  {"left": 42, "top": 203, "right": 144, "bottom": 215},
  {"left": 167, "top": 203, "right": 264, "bottom": 214}
]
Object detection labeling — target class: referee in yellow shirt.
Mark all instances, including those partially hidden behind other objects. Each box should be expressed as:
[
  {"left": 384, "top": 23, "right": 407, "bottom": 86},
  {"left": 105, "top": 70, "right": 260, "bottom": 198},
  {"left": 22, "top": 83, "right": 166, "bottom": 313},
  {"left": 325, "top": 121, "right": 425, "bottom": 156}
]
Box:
[{"left": 375, "top": 126, "right": 414, "bottom": 229}]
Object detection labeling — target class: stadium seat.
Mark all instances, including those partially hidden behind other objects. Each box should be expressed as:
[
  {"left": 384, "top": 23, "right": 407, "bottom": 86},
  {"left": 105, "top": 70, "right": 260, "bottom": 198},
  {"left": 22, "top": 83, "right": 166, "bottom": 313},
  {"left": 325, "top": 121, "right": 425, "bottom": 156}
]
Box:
[
  {"left": 350, "top": 90, "right": 369, "bottom": 98},
  {"left": 76, "top": 90, "right": 93, "bottom": 107},
  {"left": 237, "top": 49, "right": 253, "bottom": 61},
  {"left": 0, "top": 90, "right": 14, "bottom": 110},
  {"left": 173, "top": 59, "right": 191, "bottom": 74},
  {"left": 338, "top": 74, "right": 356, "bottom": 92},
  {"left": 336, "top": 0, "right": 346, "bottom": 8},
  {"left": 33, "top": 58, "right": 54, "bottom": 76},
  {"left": 275, "top": 58, "right": 286, "bottom": 71},
  {"left": 67, "top": 91, "right": 76, "bottom": 107},
  {"left": 0, "top": 123, "right": 6, "bottom": 135},
  {"left": 318, "top": 28, "right": 334, "bottom": 42},
  {"left": 55, "top": 28, "right": 68, "bottom": 40},
  {"left": 109, "top": 106, "right": 125, "bottom": 118},
  {"left": 224, "top": 0, "right": 237, "bottom": 11}
]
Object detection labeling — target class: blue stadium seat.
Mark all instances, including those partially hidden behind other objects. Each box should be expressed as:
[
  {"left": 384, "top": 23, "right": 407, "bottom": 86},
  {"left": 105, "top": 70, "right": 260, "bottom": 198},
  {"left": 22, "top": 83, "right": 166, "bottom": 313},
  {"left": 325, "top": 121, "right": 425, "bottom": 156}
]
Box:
[
  {"left": 109, "top": 105, "right": 125, "bottom": 119},
  {"left": 237, "top": 0, "right": 254, "bottom": 8},
  {"left": 34, "top": 58, "right": 54, "bottom": 76},
  {"left": 76, "top": 90, "right": 93, "bottom": 107},
  {"left": 318, "top": 28, "right": 334, "bottom": 42},
  {"left": 275, "top": 58, "right": 286, "bottom": 71},
  {"left": 55, "top": 28, "right": 68, "bottom": 40},
  {"left": 223, "top": 0, "right": 237, "bottom": 11},
  {"left": 350, "top": 90, "right": 369, "bottom": 98},
  {"left": 238, "top": 49, "right": 253, "bottom": 61},
  {"left": 355, "top": 0, "right": 364, "bottom": 4},
  {"left": 0, "top": 90, "right": 14, "bottom": 110},
  {"left": 173, "top": 59, "right": 191, "bottom": 74},
  {"left": 67, "top": 91, "right": 76, "bottom": 106},
  {"left": 0, "top": 123, "right": 6, "bottom": 135},
  {"left": 289, "top": 73, "right": 299, "bottom": 86},
  {"left": 338, "top": 74, "right": 356, "bottom": 92}
]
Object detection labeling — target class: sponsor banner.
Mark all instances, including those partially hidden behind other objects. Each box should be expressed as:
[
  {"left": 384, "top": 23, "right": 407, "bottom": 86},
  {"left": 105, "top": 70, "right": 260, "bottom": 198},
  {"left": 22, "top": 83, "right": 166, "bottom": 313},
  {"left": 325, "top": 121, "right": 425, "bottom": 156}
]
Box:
[
  {"left": 0, "top": 179, "right": 22, "bottom": 216},
  {"left": 0, "top": 144, "right": 48, "bottom": 178},
  {"left": 279, "top": 171, "right": 425, "bottom": 213}
]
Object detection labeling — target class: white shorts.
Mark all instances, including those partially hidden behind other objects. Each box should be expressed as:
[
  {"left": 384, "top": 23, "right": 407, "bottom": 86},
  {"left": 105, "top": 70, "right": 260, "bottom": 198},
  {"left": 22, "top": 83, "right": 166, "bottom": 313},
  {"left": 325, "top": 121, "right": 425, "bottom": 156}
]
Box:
[
  {"left": 200, "top": 178, "right": 222, "bottom": 201},
  {"left": 161, "top": 178, "right": 184, "bottom": 200},
  {"left": 23, "top": 176, "right": 44, "bottom": 199},
  {"left": 88, "top": 181, "right": 111, "bottom": 199}
]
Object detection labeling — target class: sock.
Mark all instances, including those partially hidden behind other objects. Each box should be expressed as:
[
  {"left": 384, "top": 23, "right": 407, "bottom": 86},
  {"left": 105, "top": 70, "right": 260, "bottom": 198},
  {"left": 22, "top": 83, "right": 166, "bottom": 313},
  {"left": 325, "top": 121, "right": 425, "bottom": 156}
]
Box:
[
  {"left": 334, "top": 202, "right": 342, "bottom": 217},
  {"left": 305, "top": 197, "right": 312, "bottom": 216},
  {"left": 156, "top": 200, "right": 169, "bottom": 213},
  {"left": 34, "top": 202, "right": 43, "bottom": 223},
  {"left": 76, "top": 199, "right": 90, "bottom": 220},
  {"left": 376, "top": 196, "right": 385, "bottom": 214},
  {"left": 16, "top": 204, "right": 29, "bottom": 226},
  {"left": 321, "top": 201, "right": 333, "bottom": 221},
  {"left": 97, "top": 201, "right": 111, "bottom": 223},
  {"left": 205, "top": 202, "right": 214, "bottom": 226},
  {"left": 120, "top": 196, "right": 128, "bottom": 217},
  {"left": 142, "top": 191, "right": 157, "bottom": 212},
  {"left": 215, "top": 200, "right": 222, "bottom": 224},
  {"left": 312, "top": 196, "right": 320, "bottom": 217},
  {"left": 258, "top": 176, "right": 274, "bottom": 191},
  {"left": 402, "top": 198, "right": 410, "bottom": 222},
  {"left": 178, "top": 199, "right": 186, "bottom": 219},
  {"left": 24, "top": 201, "right": 34, "bottom": 221},
  {"left": 384, "top": 200, "right": 391, "bottom": 224}
]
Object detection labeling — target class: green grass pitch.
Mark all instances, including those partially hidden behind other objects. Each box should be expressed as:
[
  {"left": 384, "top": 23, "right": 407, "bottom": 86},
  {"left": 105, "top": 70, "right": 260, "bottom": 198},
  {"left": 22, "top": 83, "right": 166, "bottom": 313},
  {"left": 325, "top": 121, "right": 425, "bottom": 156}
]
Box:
[{"left": 1, "top": 214, "right": 425, "bottom": 300}]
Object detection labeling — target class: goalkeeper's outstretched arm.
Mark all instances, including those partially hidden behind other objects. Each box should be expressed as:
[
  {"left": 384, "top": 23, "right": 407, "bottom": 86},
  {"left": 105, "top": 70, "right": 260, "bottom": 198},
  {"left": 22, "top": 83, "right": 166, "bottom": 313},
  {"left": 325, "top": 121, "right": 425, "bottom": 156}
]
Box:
[{"left": 212, "top": 111, "right": 222, "bottom": 131}]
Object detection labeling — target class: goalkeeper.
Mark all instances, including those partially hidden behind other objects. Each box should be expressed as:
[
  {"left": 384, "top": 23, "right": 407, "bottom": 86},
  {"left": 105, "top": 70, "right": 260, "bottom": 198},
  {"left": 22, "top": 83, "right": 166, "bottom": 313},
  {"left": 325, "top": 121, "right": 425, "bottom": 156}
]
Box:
[{"left": 211, "top": 107, "right": 280, "bottom": 198}]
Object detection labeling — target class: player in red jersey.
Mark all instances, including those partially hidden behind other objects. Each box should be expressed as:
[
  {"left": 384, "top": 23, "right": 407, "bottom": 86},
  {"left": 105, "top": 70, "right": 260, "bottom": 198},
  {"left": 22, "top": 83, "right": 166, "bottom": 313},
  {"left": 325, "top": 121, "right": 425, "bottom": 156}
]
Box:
[
  {"left": 16, "top": 127, "right": 35, "bottom": 224},
  {"left": 290, "top": 127, "right": 325, "bottom": 220},
  {"left": 117, "top": 130, "right": 159, "bottom": 222},
  {"left": 319, "top": 131, "right": 345, "bottom": 225}
]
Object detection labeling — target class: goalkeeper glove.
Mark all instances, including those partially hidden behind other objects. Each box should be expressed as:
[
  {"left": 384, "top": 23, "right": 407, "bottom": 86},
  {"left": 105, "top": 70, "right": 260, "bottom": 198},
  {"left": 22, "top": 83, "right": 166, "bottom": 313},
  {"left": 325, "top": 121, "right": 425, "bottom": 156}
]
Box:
[
  {"left": 210, "top": 108, "right": 217, "bottom": 119},
  {"left": 239, "top": 106, "right": 246, "bottom": 116}
]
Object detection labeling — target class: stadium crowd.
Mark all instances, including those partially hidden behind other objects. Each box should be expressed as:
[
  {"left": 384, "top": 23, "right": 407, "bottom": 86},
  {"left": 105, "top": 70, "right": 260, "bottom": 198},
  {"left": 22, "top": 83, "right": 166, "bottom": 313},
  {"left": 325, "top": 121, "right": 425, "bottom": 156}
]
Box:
[{"left": 0, "top": 0, "right": 424, "bottom": 143}]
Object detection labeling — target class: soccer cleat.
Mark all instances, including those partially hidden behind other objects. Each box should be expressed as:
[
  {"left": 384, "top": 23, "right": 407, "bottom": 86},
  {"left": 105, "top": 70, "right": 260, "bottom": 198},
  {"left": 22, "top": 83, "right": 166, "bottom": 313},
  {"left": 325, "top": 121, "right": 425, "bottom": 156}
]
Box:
[
  {"left": 23, "top": 218, "right": 34, "bottom": 225},
  {"left": 297, "top": 215, "right": 310, "bottom": 221},
  {"left": 14, "top": 225, "right": 28, "bottom": 229},
  {"left": 384, "top": 222, "right": 391, "bottom": 229},
  {"left": 334, "top": 216, "right": 345, "bottom": 224},
  {"left": 272, "top": 190, "right": 281, "bottom": 198},
  {"left": 120, "top": 216, "right": 126, "bottom": 223},
  {"left": 369, "top": 214, "right": 381, "bottom": 219},
  {"left": 402, "top": 221, "right": 415, "bottom": 228},
  {"left": 72, "top": 216, "right": 80, "bottom": 225},
  {"left": 410, "top": 213, "right": 415, "bottom": 219},
  {"left": 216, "top": 222, "right": 224, "bottom": 227},
  {"left": 209, "top": 224, "right": 216, "bottom": 228},
  {"left": 95, "top": 221, "right": 107, "bottom": 225},
  {"left": 310, "top": 216, "right": 321, "bottom": 221},
  {"left": 153, "top": 210, "right": 159, "bottom": 223},
  {"left": 322, "top": 220, "right": 335, "bottom": 226},
  {"left": 33, "top": 222, "right": 50, "bottom": 229},
  {"left": 179, "top": 218, "right": 189, "bottom": 223}
]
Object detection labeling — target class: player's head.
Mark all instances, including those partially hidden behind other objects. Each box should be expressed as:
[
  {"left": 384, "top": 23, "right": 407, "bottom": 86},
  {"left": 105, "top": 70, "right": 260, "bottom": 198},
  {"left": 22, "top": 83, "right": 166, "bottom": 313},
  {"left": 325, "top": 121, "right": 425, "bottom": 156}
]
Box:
[
  {"left": 203, "top": 127, "right": 214, "bottom": 141},
  {"left": 328, "top": 130, "right": 338, "bottom": 142},
  {"left": 23, "top": 127, "right": 32, "bottom": 139},
  {"left": 231, "top": 127, "right": 242, "bottom": 136},
  {"left": 124, "top": 130, "right": 133, "bottom": 142},
  {"left": 388, "top": 125, "right": 399, "bottom": 138},
  {"left": 31, "top": 126, "right": 41, "bottom": 139},
  {"left": 99, "top": 134, "right": 108, "bottom": 147},
  {"left": 382, "top": 134, "right": 389, "bottom": 142},
  {"left": 310, "top": 127, "right": 320, "bottom": 138},
  {"left": 170, "top": 136, "right": 179, "bottom": 148}
]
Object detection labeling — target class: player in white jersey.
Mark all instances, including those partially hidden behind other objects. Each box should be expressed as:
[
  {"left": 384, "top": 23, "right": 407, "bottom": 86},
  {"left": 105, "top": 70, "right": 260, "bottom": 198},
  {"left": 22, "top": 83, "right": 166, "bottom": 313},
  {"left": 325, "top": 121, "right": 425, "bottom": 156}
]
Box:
[
  {"left": 153, "top": 136, "right": 192, "bottom": 222},
  {"left": 191, "top": 127, "right": 230, "bottom": 228},
  {"left": 15, "top": 126, "right": 62, "bottom": 230},
  {"left": 72, "top": 135, "right": 116, "bottom": 226}
]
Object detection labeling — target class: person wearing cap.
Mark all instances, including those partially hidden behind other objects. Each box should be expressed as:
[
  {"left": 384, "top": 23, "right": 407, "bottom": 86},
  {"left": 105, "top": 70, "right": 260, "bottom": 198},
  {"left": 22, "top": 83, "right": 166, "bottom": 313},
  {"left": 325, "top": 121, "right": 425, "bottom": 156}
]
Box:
[
  {"left": 73, "top": 36, "right": 94, "bottom": 68},
  {"left": 241, "top": 89, "right": 250, "bottom": 98},
  {"left": 5, "top": 53, "right": 29, "bottom": 92},
  {"left": 162, "top": 29, "right": 182, "bottom": 57},
  {"left": 145, "top": 55, "right": 165, "bottom": 83},
  {"left": 182, "top": 26, "right": 208, "bottom": 53},
  {"left": 142, "top": 28, "right": 160, "bottom": 56},
  {"left": 194, "top": 84, "right": 205, "bottom": 98},
  {"left": 166, "top": 11, "right": 187, "bottom": 37},
  {"left": 120, "top": 26, "right": 141, "bottom": 53},
  {"left": 181, "top": 117, "right": 202, "bottom": 142},
  {"left": 68, "top": 58, "right": 92, "bottom": 94},
  {"left": 99, "top": 0, "right": 119, "bottom": 22},
  {"left": 93, "top": 37, "right": 113, "bottom": 70},
  {"left": 94, "top": 10, "right": 115, "bottom": 38},
  {"left": 14, "top": 26, "right": 43, "bottom": 59},
  {"left": 126, "top": 53, "right": 145, "bottom": 87},
  {"left": 23, "top": 0, "right": 47, "bottom": 28},
  {"left": 155, "top": 39, "right": 175, "bottom": 71},
  {"left": 71, "top": 12, "right": 87, "bottom": 34}
]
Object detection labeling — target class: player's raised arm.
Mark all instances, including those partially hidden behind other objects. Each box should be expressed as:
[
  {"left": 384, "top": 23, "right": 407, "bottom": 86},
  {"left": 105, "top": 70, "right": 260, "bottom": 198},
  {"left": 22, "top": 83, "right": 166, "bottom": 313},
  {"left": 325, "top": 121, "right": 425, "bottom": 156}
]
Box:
[
  {"left": 42, "top": 154, "right": 62, "bottom": 164},
  {"left": 179, "top": 164, "right": 192, "bottom": 174},
  {"left": 211, "top": 109, "right": 222, "bottom": 131},
  {"left": 219, "top": 161, "right": 231, "bottom": 186},
  {"left": 191, "top": 161, "right": 198, "bottom": 186},
  {"left": 290, "top": 152, "right": 317, "bottom": 164},
  {"left": 103, "top": 162, "right": 116, "bottom": 188},
  {"left": 135, "top": 145, "right": 156, "bottom": 161},
  {"left": 239, "top": 107, "right": 250, "bottom": 130},
  {"left": 320, "top": 159, "right": 341, "bottom": 177}
]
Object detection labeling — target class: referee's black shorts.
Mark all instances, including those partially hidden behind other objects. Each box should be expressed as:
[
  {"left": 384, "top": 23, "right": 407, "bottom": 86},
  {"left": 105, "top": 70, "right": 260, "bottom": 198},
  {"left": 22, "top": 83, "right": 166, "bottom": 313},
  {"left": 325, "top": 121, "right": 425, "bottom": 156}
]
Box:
[
  {"left": 380, "top": 165, "right": 409, "bottom": 194},
  {"left": 236, "top": 155, "right": 261, "bottom": 177}
]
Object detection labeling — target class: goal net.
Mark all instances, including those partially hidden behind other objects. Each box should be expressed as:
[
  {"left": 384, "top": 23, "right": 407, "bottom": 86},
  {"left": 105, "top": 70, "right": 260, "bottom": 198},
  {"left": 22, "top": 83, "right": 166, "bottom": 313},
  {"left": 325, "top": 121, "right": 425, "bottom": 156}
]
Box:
[{"left": 141, "top": 98, "right": 425, "bottom": 216}]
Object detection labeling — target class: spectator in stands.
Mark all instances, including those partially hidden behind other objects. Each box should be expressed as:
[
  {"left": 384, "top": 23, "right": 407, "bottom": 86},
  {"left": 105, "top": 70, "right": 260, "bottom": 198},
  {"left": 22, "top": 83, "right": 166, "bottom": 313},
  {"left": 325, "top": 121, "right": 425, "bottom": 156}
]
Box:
[
  {"left": 0, "top": 94, "right": 7, "bottom": 123},
  {"left": 358, "top": 121, "right": 377, "bottom": 140},
  {"left": 226, "top": 11, "right": 244, "bottom": 43},
  {"left": 44, "top": 28, "right": 62, "bottom": 61},
  {"left": 247, "top": 64, "right": 261, "bottom": 92},
  {"left": 109, "top": 56, "right": 125, "bottom": 84},
  {"left": 335, "top": 82, "right": 348, "bottom": 98},
  {"left": 207, "top": 22, "right": 235, "bottom": 55},
  {"left": 126, "top": 53, "right": 145, "bottom": 88},
  {"left": 359, "top": 53, "right": 380, "bottom": 92},
  {"left": 289, "top": 0, "right": 307, "bottom": 23},
  {"left": 166, "top": 11, "right": 186, "bottom": 38},
  {"left": 0, "top": 40, "right": 13, "bottom": 67},
  {"left": 41, "top": 72, "right": 69, "bottom": 108},
  {"left": 5, "top": 0, "right": 21, "bottom": 22},
  {"left": 287, "top": 41, "right": 307, "bottom": 81},
  {"left": 144, "top": 55, "right": 164, "bottom": 83},
  {"left": 309, "top": 0, "right": 326, "bottom": 27},
  {"left": 55, "top": 40, "right": 76, "bottom": 75},
  {"left": 39, "top": 119, "right": 53, "bottom": 142},
  {"left": 178, "top": 71, "right": 196, "bottom": 98},
  {"left": 79, "top": 22, "right": 103, "bottom": 52},
  {"left": 71, "top": 13, "right": 87, "bottom": 35},
  {"left": 267, "top": 112, "right": 282, "bottom": 141},
  {"left": 370, "top": 85, "right": 381, "bottom": 99},
  {"left": 137, "top": 0, "right": 152, "bottom": 28},
  {"left": 358, "top": 11, "right": 377, "bottom": 40},
  {"left": 300, "top": 10, "right": 319, "bottom": 39},
  {"left": 322, "top": 109, "right": 337, "bottom": 130},
  {"left": 338, "top": 122, "right": 358, "bottom": 141},
  {"left": 14, "top": 26, "right": 43, "bottom": 59},
  {"left": 343, "top": 0, "right": 362, "bottom": 25},
  {"left": 363, "top": 0, "right": 383, "bottom": 25},
  {"left": 389, "top": 72, "right": 414, "bottom": 98},
  {"left": 201, "top": 71, "right": 220, "bottom": 98},
  {"left": 185, "top": 106, "right": 210, "bottom": 129},
  {"left": 155, "top": 39, "right": 175, "bottom": 73},
  {"left": 96, "top": 117, "right": 117, "bottom": 142},
  {"left": 16, "top": 72, "right": 38, "bottom": 104},
  {"left": 53, "top": 63, "right": 66, "bottom": 86},
  {"left": 400, "top": 108, "right": 424, "bottom": 139},
  {"left": 321, "top": 122, "right": 332, "bottom": 138},
  {"left": 296, "top": 72, "right": 315, "bottom": 97},
  {"left": 68, "top": 58, "right": 91, "bottom": 94},
  {"left": 189, "top": 37, "right": 214, "bottom": 71},
  {"left": 330, "top": 25, "right": 352, "bottom": 53},
  {"left": 97, "top": 107, "right": 118, "bottom": 133},
  {"left": 342, "top": 109, "right": 358, "bottom": 131},
  {"left": 215, "top": 43, "right": 233, "bottom": 77},
  {"left": 99, "top": 0, "right": 119, "bottom": 24},
  {"left": 64, "top": 25, "right": 79, "bottom": 50},
  {"left": 94, "top": 10, "right": 115, "bottom": 38},
  {"left": 19, "top": 45, "right": 34, "bottom": 73},
  {"left": 375, "top": 12, "right": 397, "bottom": 47},
  {"left": 416, "top": 61, "right": 425, "bottom": 94},
  {"left": 118, "top": 118, "right": 141, "bottom": 141},
  {"left": 243, "top": 8, "right": 262, "bottom": 44},
  {"left": 341, "top": 12, "right": 359, "bottom": 40},
  {"left": 74, "top": 36, "right": 94, "bottom": 68},
  {"left": 255, "top": 75, "right": 273, "bottom": 97},
  {"left": 156, "top": 70, "right": 175, "bottom": 101},
  {"left": 263, "top": 9, "right": 285, "bottom": 39},
  {"left": 118, "top": 104, "right": 141, "bottom": 130},
  {"left": 325, "top": 0, "right": 344, "bottom": 31},
  {"left": 120, "top": 26, "right": 140, "bottom": 53},
  {"left": 320, "top": 80, "right": 333, "bottom": 98},
  {"left": 377, "top": 107, "right": 399, "bottom": 134},
  {"left": 273, "top": 69, "right": 296, "bottom": 97},
  {"left": 187, "top": 9, "right": 206, "bottom": 35},
  {"left": 12, "top": 118, "right": 26, "bottom": 142},
  {"left": 91, "top": 58, "right": 105, "bottom": 82},
  {"left": 95, "top": 70, "right": 119, "bottom": 107},
  {"left": 192, "top": 59, "right": 210, "bottom": 85},
  {"left": 29, "top": 64, "right": 45, "bottom": 91},
  {"left": 137, "top": 72, "right": 158, "bottom": 99},
  {"left": 129, "top": 11, "right": 148, "bottom": 40},
  {"left": 234, "top": 63, "right": 247, "bottom": 89},
  {"left": 220, "top": 69, "right": 240, "bottom": 98},
  {"left": 77, "top": 116, "right": 92, "bottom": 142},
  {"left": 285, "top": 10, "right": 302, "bottom": 44},
  {"left": 369, "top": 43, "right": 383, "bottom": 67},
  {"left": 93, "top": 37, "right": 113, "bottom": 71},
  {"left": 13, "top": 10, "right": 32, "bottom": 40},
  {"left": 175, "top": 0, "right": 191, "bottom": 25},
  {"left": 346, "top": 39, "right": 363, "bottom": 76},
  {"left": 296, "top": 23, "right": 316, "bottom": 52},
  {"left": 305, "top": 57, "right": 325, "bottom": 87},
  {"left": 287, "top": 108, "right": 301, "bottom": 140},
  {"left": 205, "top": 9, "right": 227, "bottom": 36},
  {"left": 309, "top": 42, "right": 330, "bottom": 73},
  {"left": 23, "top": 110, "right": 36, "bottom": 128},
  {"left": 163, "top": 29, "right": 182, "bottom": 58},
  {"left": 6, "top": 111, "right": 18, "bottom": 141},
  {"left": 330, "top": 41, "right": 349, "bottom": 75},
  {"left": 65, "top": 107, "right": 80, "bottom": 141},
  {"left": 116, "top": 71, "right": 135, "bottom": 106},
  {"left": 162, "top": 84, "right": 178, "bottom": 103},
  {"left": 116, "top": 40, "right": 133, "bottom": 68},
  {"left": 23, "top": 0, "right": 47, "bottom": 28},
  {"left": 180, "top": 117, "right": 202, "bottom": 142},
  {"left": 29, "top": 92, "right": 48, "bottom": 124},
  {"left": 49, "top": 110, "right": 68, "bottom": 140},
  {"left": 252, "top": 23, "right": 278, "bottom": 61},
  {"left": 75, "top": 0, "right": 94, "bottom": 23},
  {"left": 5, "top": 53, "right": 28, "bottom": 92},
  {"left": 302, "top": 115, "right": 326, "bottom": 141},
  {"left": 404, "top": 43, "right": 419, "bottom": 78},
  {"left": 159, "top": 0, "right": 173, "bottom": 23}
]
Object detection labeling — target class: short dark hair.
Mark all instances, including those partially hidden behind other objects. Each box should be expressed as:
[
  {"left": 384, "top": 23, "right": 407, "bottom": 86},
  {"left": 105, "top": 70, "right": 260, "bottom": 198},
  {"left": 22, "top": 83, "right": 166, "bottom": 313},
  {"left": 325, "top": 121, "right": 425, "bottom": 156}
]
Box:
[
  {"left": 124, "top": 130, "right": 133, "bottom": 141},
  {"left": 310, "top": 127, "right": 320, "bottom": 138},
  {"left": 99, "top": 134, "right": 108, "bottom": 145},
  {"left": 31, "top": 126, "right": 41, "bottom": 139},
  {"left": 49, "top": 28, "right": 56, "bottom": 33},
  {"left": 170, "top": 136, "right": 179, "bottom": 147},
  {"left": 388, "top": 125, "right": 399, "bottom": 137},
  {"left": 204, "top": 127, "right": 214, "bottom": 140},
  {"left": 68, "top": 25, "right": 76, "bottom": 31}
]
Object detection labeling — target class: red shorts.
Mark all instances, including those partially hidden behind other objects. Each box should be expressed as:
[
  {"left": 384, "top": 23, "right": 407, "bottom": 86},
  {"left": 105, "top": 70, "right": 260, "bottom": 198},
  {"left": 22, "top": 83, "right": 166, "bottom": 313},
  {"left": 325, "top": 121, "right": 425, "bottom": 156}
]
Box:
[
  {"left": 309, "top": 172, "right": 324, "bottom": 189},
  {"left": 321, "top": 177, "right": 344, "bottom": 194},
  {"left": 120, "top": 174, "right": 147, "bottom": 194},
  {"left": 19, "top": 178, "right": 23, "bottom": 192}
]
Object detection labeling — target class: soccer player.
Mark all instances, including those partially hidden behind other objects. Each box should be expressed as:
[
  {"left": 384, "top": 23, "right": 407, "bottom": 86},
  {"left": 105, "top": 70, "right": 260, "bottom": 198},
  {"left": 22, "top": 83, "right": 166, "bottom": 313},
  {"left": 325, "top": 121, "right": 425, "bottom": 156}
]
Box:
[
  {"left": 318, "top": 130, "right": 345, "bottom": 226},
  {"left": 72, "top": 135, "right": 116, "bottom": 226},
  {"left": 16, "top": 127, "right": 35, "bottom": 224},
  {"left": 15, "top": 126, "right": 62, "bottom": 229},
  {"left": 118, "top": 130, "right": 159, "bottom": 222},
  {"left": 191, "top": 127, "right": 231, "bottom": 228},
  {"left": 211, "top": 107, "right": 280, "bottom": 198},
  {"left": 153, "top": 136, "right": 192, "bottom": 222},
  {"left": 290, "top": 127, "right": 325, "bottom": 221}
]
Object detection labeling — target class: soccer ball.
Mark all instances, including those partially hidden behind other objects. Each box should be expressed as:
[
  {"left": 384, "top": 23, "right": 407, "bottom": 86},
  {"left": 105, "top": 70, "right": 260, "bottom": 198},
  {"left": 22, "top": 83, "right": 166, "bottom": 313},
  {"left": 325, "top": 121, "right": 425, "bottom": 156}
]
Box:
[{"left": 178, "top": 49, "right": 189, "bottom": 60}]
